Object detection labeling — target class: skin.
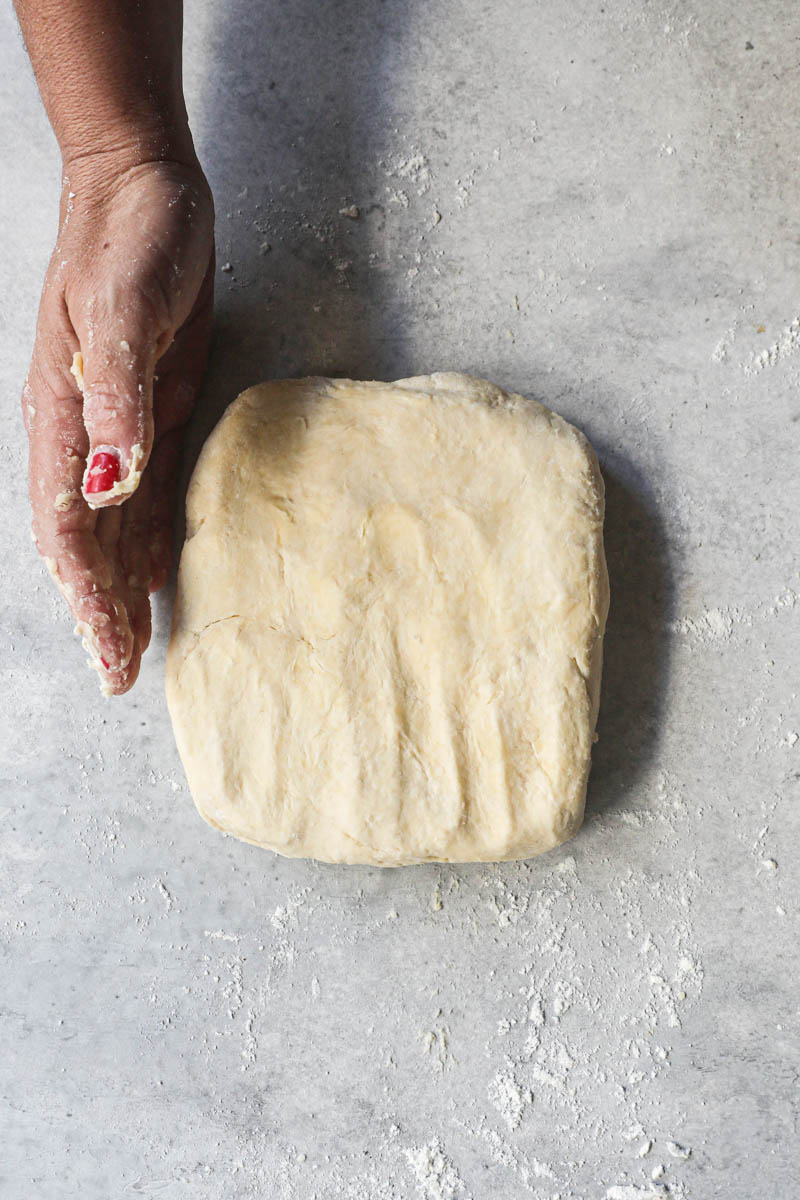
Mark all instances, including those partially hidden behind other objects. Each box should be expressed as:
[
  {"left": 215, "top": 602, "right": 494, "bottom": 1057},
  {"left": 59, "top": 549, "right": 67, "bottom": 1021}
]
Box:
[{"left": 15, "top": 0, "right": 214, "bottom": 693}]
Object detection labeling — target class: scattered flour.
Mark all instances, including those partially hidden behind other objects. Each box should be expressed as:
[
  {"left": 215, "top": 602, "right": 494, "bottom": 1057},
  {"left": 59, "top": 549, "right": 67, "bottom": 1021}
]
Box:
[
  {"left": 606, "top": 1187, "right": 665, "bottom": 1200},
  {"left": 711, "top": 327, "right": 735, "bottom": 362},
  {"left": 421, "top": 1017, "right": 452, "bottom": 1072},
  {"left": 385, "top": 152, "right": 432, "bottom": 196},
  {"left": 404, "top": 1138, "right": 465, "bottom": 1200},
  {"left": 487, "top": 1061, "right": 532, "bottom": 1131},
  {"left": 671, "top": 588, "right": 797, "bottom": 644},
  {"left": 271, "top": 886, "right": 312, "bottom": 930},
  {"left": 742, "top": 315, "right": 800, "bottom": 375},
  {"left": 155, "top": 880, "right": 174, "bottom": 911},
  {"left": 671, "top": 605, "right": 745, "bottom": 642}
]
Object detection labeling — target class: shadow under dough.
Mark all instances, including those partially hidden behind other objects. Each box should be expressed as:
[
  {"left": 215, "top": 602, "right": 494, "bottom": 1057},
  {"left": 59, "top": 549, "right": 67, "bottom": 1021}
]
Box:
[{"left": 586, "top": 457, "right": 674, "bottom": 820}]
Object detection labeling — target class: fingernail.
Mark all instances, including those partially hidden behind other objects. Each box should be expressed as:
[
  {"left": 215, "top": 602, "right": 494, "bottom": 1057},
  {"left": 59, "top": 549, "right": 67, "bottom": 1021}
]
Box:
[{"left": 85, "top": 448, "right": 121, "bottom": 495}]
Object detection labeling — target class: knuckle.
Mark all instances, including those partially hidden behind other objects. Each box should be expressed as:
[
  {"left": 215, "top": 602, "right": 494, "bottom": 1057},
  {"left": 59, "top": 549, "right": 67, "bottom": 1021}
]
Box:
[{"left": 83, "top": 385, "right": 140, "bottom": 428}]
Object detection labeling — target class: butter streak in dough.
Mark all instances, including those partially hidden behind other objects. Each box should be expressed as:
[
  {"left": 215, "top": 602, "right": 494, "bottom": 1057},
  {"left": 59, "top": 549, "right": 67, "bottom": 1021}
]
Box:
[{"left": 166, "top": 374, "right": 609, "bottom": 865}]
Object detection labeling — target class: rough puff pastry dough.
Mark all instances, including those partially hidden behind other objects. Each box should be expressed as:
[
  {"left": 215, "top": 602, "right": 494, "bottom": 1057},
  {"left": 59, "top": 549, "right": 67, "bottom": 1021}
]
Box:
[{"left": 166, "top": 374, "right": 609, "bottom": 865}]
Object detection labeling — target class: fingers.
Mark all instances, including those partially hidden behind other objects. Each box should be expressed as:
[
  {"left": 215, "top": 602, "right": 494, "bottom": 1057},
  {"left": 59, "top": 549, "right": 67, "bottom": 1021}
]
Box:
[
  {"left": 81, "top": 412, "right": 160, "bottom": 695},
  {"left": 94, "top": 473, "right": 155, "bottom": 696},
  {"left": 25, "top": 306, "right": 137, "bottom": 691},
  {"left": 73, "top": 296, "right": 159, "bottom": 511},
  {"left": 118, "top": 476, "right": 154, "bottom": 659},
  {"left": 34, "top": 479, "right": 136, "bottom": 685},
  {"left": 27, "top": 270, "right": 207, "bottom": 691},
  {"left": 88, "top": 508, "right": 139, "bottom": 694}
]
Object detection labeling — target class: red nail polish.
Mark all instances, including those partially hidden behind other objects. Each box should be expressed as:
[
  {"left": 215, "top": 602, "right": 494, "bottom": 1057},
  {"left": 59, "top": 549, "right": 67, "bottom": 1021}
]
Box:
[{"left": 85, "top": 450, "right": 121, "bottom": 494}]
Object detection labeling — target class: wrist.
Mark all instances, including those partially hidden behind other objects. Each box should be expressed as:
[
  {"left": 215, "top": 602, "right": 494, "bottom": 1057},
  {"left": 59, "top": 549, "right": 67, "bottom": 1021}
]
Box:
[
  {"left": 60, "top": 125, "right": 208, "bottom": 214},
  {"left": 61, "top": 117, "right": 200, "bottom": 193}
]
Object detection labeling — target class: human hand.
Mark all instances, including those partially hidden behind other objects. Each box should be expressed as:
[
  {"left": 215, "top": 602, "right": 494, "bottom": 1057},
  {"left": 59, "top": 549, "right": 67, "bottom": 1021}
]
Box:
[{"left": 23, "top": 156, "right": 214, "bottom": 695}]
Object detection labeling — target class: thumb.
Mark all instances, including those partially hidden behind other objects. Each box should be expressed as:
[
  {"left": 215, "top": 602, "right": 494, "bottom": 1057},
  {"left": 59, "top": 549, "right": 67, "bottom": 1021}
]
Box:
[{"left": 75, "top": 318, "right": 160, "bottom": 509}]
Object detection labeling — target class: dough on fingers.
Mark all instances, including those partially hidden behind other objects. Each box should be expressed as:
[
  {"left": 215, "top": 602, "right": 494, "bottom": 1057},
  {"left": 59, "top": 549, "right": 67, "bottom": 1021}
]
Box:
[{"left": 166, "top": 373, "right": 609, "bottom": 865}]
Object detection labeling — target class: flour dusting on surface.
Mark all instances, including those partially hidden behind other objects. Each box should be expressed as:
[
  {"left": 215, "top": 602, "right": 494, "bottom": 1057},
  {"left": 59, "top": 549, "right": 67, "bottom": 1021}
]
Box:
[
  {"left": 742, "top": 315, "right": 800, "bottom": 374},
  {"left": 404, "top": 1139, "right": 465, "bottom": 1200}
]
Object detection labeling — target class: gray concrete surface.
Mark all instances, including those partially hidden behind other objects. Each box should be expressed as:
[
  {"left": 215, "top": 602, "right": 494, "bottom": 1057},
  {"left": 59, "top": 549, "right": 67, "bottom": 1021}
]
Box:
[{"left": 2, "top": 1, "right": 799, "bottom": 1197}]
